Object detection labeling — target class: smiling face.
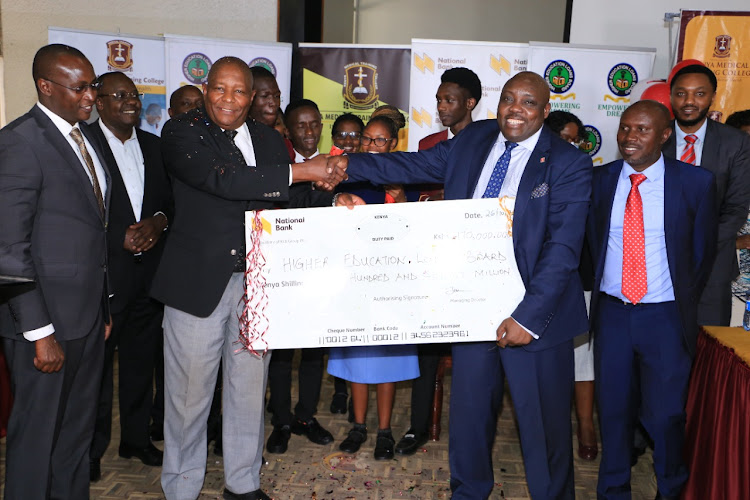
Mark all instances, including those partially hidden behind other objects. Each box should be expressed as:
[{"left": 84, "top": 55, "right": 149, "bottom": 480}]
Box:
[
  {"left": 361, "top": 121, "right": 396, "bottom": 154},
  {"left": 202, "top": 62, "right": 255, "bottom": 130},
  {"left": 617, "top": 102, "right": 672, "bottom": 171},
  {"left": 497, "top": 73, "right": 550, "bottom": 143},
  {"left": 332, "top": 119, "right": 362, "bottom": 153},
  {"left": 250, "top": 75, "right": 281, "bottom": 127},
  {"left": 96, "top": 73, "right": 141, "bottom": 133},
  {"left": 37, "top": 54, "right": 97, "bottom": 125},
  {"left": 287, "top": 106, "right": 322, "bottom": 157},
  {"left": 670, "top": 72, "right": 716, "bottom": 132}
]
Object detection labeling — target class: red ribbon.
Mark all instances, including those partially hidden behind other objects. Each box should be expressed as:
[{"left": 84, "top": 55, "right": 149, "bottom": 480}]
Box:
[{"left": 236, "top": 210, "right": 270, "bottom": 357}]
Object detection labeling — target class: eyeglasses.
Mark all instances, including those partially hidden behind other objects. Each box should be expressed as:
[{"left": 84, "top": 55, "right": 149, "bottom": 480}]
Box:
[
  {"left": 99, "top": 91, "right": 144, "bottom": 101},
  {"left": 333, "top": 131, "right": 361, "bottom": 140},
  {"left": 43, "top": 78, "right": 100, "bottom": 94},
  {"left": 360, "top": 136, "right": 393, "bottom": 147}
]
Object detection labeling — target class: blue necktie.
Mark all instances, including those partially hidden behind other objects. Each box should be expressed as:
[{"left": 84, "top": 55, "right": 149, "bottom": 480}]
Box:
[{"left": 482, "top": 141, "right": 518, "bottom": 198}]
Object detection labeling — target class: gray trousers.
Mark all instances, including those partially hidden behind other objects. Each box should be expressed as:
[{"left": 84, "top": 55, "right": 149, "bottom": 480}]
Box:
[{"left": 161, "top": 274, "right": 270, "bottom": 500}]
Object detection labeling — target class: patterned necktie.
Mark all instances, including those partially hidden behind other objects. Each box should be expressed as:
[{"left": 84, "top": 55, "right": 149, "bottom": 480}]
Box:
[
  {"left": 680, "top": 134, "right": 697, "bottom": 165},
  {"left": 622, "top": 173, "right": 648, "bottom": 304},
  {"left": 69, "top": 127, "right": 105, "bottom": 216},
  {"left": 482, "top": 142, "right": 518, "bottom": 198},
  {"left": 224, "top": 129, "right": 243, "bottom": 155}
]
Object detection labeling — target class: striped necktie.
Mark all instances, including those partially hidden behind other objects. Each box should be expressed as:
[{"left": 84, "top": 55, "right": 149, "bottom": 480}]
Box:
[{"left": 680, "top": 134, "right": 697, "bottom": 165}]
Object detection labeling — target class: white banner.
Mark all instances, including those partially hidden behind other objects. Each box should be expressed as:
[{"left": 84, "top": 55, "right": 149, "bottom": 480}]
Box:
[
  {"left": 408, "top": 39, "right": 528, "bottom": 151},
  {"left": 48, "top": 27, "right": 167, "bottom": 133},
  {"left": 164, "top": 34, "right": 293, "bottom": 114},
  {"left": 244, "top": 198, "right": 526, "bottom": 350},
  {"left": 527, "top": 41, "right": 656, "bottom": 165}
]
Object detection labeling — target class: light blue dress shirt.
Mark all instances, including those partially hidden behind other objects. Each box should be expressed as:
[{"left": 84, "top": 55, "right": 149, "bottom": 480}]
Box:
[
  {"left": 600, "top": 155, "right": 675, "bottom": 303},
  {"left": 674, "top": 118, "right": 708, "bottom": 166}
]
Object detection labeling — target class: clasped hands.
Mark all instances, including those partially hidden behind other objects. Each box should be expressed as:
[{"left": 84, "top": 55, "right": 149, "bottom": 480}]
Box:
[{"left": 294, "top": 154, "right": 349, "bottom": 191}]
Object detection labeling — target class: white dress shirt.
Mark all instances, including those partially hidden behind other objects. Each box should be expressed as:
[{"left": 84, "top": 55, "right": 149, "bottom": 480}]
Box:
[
  {"left": 99, "top": 120, "right": 144, "bottom": 220},
  {"left": 674, "top": 118, "right": 708, "bottom": 166},
  {"left": 294, "top": 148, "right": 320, "bottom": 163}
]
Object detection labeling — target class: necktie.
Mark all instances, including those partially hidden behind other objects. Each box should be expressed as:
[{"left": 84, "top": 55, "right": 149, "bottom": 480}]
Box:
[
  {"left": 622, "top": 173, "right": 648, "bottom": 304},
  {"left": 482, "top": 142, "right": 518, "bottom": 198},
  {"left": 680, "top": 134, "right": 697, "bottom": 165},
  {"left": 69, "top": 128, "right": 105, "bottom": 216}
]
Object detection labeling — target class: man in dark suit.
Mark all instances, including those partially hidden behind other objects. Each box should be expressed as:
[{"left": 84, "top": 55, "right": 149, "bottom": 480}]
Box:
[
  {"left": 85, "top": 71, "right": 173, "bottom": 480},
  {"left": 662, "top": 63, "right": 750, "bottom": 326},
  {"left": 321, "top": 71, "right": 592, "bottom": 500},
  {"left": 150, "top": 57, "right": 351, "bottom": 500},
  {"left": 589, "top": 100, "right": 717, "bottom": 499},
  {"left": 0, "top": 44, "right": 111, "bottom": 499}
]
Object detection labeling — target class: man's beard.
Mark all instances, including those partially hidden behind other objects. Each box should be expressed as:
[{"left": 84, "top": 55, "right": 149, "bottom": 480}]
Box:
[{"left": 675, "top": 106, "right": 710, "bottom": 128}]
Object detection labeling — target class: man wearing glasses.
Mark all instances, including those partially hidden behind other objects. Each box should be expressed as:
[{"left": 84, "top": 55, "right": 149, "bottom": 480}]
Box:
[
  {"left": 0, "top": 44, "right": 112, "bottom": 499},
  {"left": 85, "top": 72, "right": 173, "bottom": 481}
]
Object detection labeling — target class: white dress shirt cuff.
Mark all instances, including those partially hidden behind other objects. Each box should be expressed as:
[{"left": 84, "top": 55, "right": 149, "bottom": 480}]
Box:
[
  {"left": 154, "top": 211, "right": 168, "bottom": 230},
  {"left": 23, "top": 323, "right": 55, "bottom": 341},
  {"left": 289, "top": 165, "right": 293, "bottom": 185},
  {"left": 511, "top": 317, "right": 539, "bottom": 340}
]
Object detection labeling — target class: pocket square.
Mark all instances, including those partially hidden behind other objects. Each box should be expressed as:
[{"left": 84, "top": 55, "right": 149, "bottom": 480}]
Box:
[{"left": 530, "top": 183, "right": 549, "bottom": 199}]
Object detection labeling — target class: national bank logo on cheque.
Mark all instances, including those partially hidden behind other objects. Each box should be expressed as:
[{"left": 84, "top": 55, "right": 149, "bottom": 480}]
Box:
[{"left": 273, "top": 216, "right": 305, "bottom": 232}]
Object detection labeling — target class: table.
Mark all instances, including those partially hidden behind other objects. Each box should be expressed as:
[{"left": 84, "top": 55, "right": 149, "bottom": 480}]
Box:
[{"left": 683, "top": 326, "right": 750, "bottom": 500}]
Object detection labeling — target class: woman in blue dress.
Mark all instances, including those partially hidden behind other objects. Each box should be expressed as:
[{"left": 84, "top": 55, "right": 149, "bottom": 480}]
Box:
[{"left": 328, "top": 114, "right": 420, "bottom": 460}]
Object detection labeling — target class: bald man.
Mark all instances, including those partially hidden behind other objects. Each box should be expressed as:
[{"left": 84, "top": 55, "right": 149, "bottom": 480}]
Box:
[
  {"left": 319, "top": 71, "right": 593, "bottom": 499},
  {"left": 0, "top": 44, "right": 111, "bottom": 499},
  {"left": 588, "top": 101, "right": 717, "bottom": 500}
]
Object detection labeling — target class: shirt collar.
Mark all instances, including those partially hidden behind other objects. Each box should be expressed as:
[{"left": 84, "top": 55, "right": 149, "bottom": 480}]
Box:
[
  {"left": 495, "top": 126, "right": 543, "bottom": 153},
  {"left": 37, "top": 101, "right": 78, "bottom": 136},
  {"left": 622, "top": 153, "right": 665, "bottom": 183},
  {"left": 98, "top": 119, "right": 137, "bottom": 144},
  {"left": 447, "top": 128, "right": 455, "bottom": 140},
  {"left": 674, "top": 118, "right": 708, "bottom": 145},
  {"left": 294, "top": 149, "right": 320, "bottom": 162}
]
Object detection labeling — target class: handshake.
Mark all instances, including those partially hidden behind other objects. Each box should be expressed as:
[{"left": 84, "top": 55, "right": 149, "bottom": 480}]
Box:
[{"left": 292, "top": 154, "right": 350, "bottom": 191}]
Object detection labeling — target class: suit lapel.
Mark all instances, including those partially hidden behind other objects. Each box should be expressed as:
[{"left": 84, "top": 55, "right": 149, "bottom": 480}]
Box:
[
  {"left": 465, "top": 124, "right": 499, "bottom": 199},
  {"left": 663, "top": 159, "right": 681, "bottom": 288},
  {"left": 513, "top": 128, "right": 551, "bottom": 226},
  {"left": 700, "top": 120, "right": 720, "bottom": 169}
]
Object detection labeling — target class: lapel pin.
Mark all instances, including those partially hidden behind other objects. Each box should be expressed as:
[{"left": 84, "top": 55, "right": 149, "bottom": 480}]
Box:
[{"left": 540, "top": 157, "right": 546, "bottom": 163}]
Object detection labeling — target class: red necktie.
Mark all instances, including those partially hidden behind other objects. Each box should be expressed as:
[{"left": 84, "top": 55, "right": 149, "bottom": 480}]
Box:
[
  {"left": 622, "top": 173, "right": 648, "bottom": 304},
  {"left": 680, "top": 134, "right": 697, "bottom": 165}
]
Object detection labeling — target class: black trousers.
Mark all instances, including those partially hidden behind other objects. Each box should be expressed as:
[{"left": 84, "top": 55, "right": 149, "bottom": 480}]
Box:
[
  {"left": 91, "top": 293, "right": 163, "bottom": 459},
  {"left": 3, "top": 314, "right": 104, "bottom": 500},
  {"left": 268, "top": 348, "right": 324, "bottom": 426},
  {"left": 409, "top": 343, "right": 448, "bottom": 434}
]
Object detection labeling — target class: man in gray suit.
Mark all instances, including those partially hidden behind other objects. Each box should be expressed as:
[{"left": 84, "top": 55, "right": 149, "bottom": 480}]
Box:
[
  {"left": 663, "top": 63, "right": 750, "bottom": 325},
  {"left": 0, "top": 44, "right": 111, "bottom": 499}
]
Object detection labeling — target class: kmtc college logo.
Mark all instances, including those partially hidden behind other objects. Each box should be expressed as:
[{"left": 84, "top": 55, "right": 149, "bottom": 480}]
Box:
[
  {"left": 714, "top": 35, "right": 731, "bottom": 58},
  {"left": 580, "top": 125, "right": 602, "bottom": 159},
  {"left": 545, "top": 60, "right": 575, "bottom": 94},
  {"left": 106, "top": 40, "right": 133, "bottom": 71},
  {"left": 249, "top": 57, "right": 277, "bottom": 77},
  {"left": 607, "top": 63, "right": 638, "bottom": 98},
  {"left": 343, "top": 62, "right": 379, "bottom": 110},
  {"left": 182, "top": 53, "right": 212, "bottom": 84}
]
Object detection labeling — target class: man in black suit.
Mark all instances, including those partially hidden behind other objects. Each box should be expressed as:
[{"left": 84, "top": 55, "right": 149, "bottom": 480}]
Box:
[
  {"left": 86, "top": 72, "right": 173, "bottom": 480},
  {"left": 663, "top": 63, "right": 750, "bottom": 326},
  {"left": 150, "top": 57, "right": 351, "bottom": 500},
  {"left": 0, "top": 44, "right": 111, "bottom": 499}
]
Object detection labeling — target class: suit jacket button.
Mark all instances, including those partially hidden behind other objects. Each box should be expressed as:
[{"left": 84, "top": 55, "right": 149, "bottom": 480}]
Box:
[{"left": 230, "top": 249, "right": 237, "bottom": 256}]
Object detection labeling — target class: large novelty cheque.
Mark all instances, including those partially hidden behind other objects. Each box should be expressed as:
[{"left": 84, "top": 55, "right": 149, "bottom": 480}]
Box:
[{"left": 241, "top": 198, "right": 526, "bottom": 350}]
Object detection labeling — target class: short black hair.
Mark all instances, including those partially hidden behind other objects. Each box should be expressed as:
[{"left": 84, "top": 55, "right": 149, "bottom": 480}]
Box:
[
  {"left": 249, "top": 66, "right": 275, "bottom": 81},
  {"left": 544, "top": 110, "right": 585, "bottom": 141},
  {"left": 670, "top": 64, "right": 718, "bottom": 91},
  {"left": 332, "top": 113, "right": 364, "bottom": 135},
  {"left": 94, "top": 71, "right": 131, "bottom": 90},
  {"left": 32, "top": 44, "right": 87, "bottom": 83},
  {"left": 285, "top": 99, "right": 320, "bottom": 125},
  {"left": 726, "top": 110, "right": 750, "bottom": 130},
  {"left": 441, "top": 67, "right": 482, "bottom": 102},
  {"left": 366, "top": 115, "right": 399, "bottom": 138}
]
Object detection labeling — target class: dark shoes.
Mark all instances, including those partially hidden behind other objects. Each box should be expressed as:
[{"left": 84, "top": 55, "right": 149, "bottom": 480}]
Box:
[
  {"left": 266, "top": 425, "right": 291, "bottom": 454},
  {"left": 374, "top": 429, "right": 395, "bottom": 460},
  {"left": 578, "top": 442, "right": 598, "bottom": 461},
  {"left": 330, "top": 392, "right": 348, "bottom": 414},
  {"left": 290, "top": 417, "right": 334, "bottom": 445},
  {"left": 223, "top": 488, "right": 272, "bottom": 500},
  {"left": 395, "top": 429, "right": 428, "bottom": 456},
  {"left": 118, "top": 442, "right": 163, "bottom": 466},
  {"left": 90, "top": 459, "right": 101, "bottom": 482},
  {"left": 339, "top": 424, "right": 367, "bottom": 453}
]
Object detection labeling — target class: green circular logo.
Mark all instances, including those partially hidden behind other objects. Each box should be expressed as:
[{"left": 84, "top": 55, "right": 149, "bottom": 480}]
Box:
[
  {"left": 544, "top": 60, "right": 575, "bottom": 94},
  {"left": 580, "top": 125, "right": 602, "bottom": 157},
  {"left": 608, "top": 63, "right": 638, "bottom": 97},
  {"left": 182, "top": 53, "right": 212, "bottom": 84}
]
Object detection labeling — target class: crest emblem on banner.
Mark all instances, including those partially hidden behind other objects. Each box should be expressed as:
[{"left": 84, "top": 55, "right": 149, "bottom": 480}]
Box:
[
  {"left": 182, "top": 53, "right": 212, "bottom": 84},
  {"left": 607, "top": 63, "right": 638, "bottom": 97},
  {"left": 580, "top": 125, "right": 602, "bottom": 157},
  {"left": 544, "top": 60, "right": 575, "bottom": 94},
  {"left": 106, "top": 40, "right": 133, "bottom": 71},
  {"left": 343, "top": 62, "right": 379, "bottom": 109},
  {"left": 713, "top": 35, "right": 731, "bottom": 58},
  {"left": 249, "top": 57, "right": 277, "bottom": 77}
]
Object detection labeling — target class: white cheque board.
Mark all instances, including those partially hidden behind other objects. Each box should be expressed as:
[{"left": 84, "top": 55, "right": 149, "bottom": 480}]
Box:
[{"left": 244, "top": 198, "right": 525, "bottom": 350}]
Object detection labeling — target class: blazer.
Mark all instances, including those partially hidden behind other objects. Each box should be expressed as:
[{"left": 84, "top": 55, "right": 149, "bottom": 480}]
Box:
[
  {"left": 0, "top": 105, "right": 111, "bottom": 341},
  {"left": 587, "top": 158, "right": 718, "bottom": 355},
  {"left": 346, "top": 120, "right": 592, "bottom": 351},
  {"left": 150, "top": 107, "right": 332, "bottom": 317},
  {"left": 418, "top": 129, "right": 449, "bottom": 151},
  {"left": 84, "top": 121, "right": 173, "bottom": 313},
  {"left": 663, "top": 119, "right": 750, "bottom": 284}
]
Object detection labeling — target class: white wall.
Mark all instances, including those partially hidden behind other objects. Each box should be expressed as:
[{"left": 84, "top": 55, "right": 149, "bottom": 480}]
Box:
[
  {"left": 0, "top": 0, "right": 278, "bottom": 121},
  {"left": 570, "top": 0, "right": 749, "bottom": 79}
]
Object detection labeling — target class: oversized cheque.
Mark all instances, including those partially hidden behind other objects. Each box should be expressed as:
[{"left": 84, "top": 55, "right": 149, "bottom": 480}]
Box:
[{"left": 243, "top": 198, "right": 526, "bottom": 350}]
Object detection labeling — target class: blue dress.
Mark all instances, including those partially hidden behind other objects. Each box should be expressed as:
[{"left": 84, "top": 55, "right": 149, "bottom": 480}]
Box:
[{"left": 327, "top": 183, "right": 420, "bottom": 384}]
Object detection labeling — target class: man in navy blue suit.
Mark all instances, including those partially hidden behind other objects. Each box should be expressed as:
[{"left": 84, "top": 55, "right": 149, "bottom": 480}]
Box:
[
  {"left": 318, "top": 71, "right": 592, "bottom": 499},
  {"left": 587, "top": 100, "right": 717, "bottom": 500}
]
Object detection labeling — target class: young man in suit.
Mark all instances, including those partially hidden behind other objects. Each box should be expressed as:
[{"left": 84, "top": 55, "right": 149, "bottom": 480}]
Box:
[
  {"left": 318, "top": 71, "right": 592, "bottom": 500},
  {"left": 0, "top": 44, "right": 112, "bottom": 499},
  {"left": 150, "top": 57, "right": 353, "bottom": 500},
  {"left": 86, "top": 71, "right": 173, "bottom": 480},
  {"left": 588, "top": 100, "right": 717, "bottom": 499},
  {"left": 662, "top": 63, "right": 750, "bottom": 326}
]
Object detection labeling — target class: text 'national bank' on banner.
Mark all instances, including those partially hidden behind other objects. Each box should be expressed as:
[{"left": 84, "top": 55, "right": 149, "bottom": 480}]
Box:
[{"left": 244, "top": 198, "right": 526, "bottom": 350}]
